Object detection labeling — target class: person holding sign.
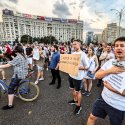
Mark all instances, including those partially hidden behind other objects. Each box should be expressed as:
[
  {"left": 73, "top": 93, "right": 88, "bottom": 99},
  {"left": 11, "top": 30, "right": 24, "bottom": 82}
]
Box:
[
  {"left": 68, "top": 39, "right": 89, "bottom": 115},
  {"left": 87, "top": 37, "right": 125, "bottom": 125}
]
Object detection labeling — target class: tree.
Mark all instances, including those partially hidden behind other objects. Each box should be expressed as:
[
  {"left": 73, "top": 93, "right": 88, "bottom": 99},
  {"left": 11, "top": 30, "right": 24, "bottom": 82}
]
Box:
[
  {"left": 40, "top": 37, "right": 44, "bottom": 43},
  {"left": 21, "top": 35, "right": 33, "bottom": 44},
  {"left": 33, "top": 37, "right": 38, "bottom": 42},
  {"left": 50, "top": 36, "right": 58, "bottom": 44},
  {"left": 42, "top": 36, "right": 58, "bottom": 44}
]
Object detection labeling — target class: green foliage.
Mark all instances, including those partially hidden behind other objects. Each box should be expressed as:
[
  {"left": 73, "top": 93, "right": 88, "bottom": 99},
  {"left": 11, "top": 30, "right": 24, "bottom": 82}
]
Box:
[
  {"left": 21, "top": 35, "right": 58, "bottom": 44},
  {"left": 21, "top": 35, "right": 33, "bottom": 44},
  {"left": 40, "top": 36, "right": 58, "bottom": 44}
]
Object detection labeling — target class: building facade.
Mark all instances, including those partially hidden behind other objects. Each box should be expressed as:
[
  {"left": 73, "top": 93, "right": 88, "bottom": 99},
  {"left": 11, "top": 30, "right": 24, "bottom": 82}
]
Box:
[
  {"left": 0, "top": 22, "right": 4, "bottom": 42},
  {"left": 86, "top": 31, "right": 94, "bottom": 45},
  {"left": 2, "top": 9, "right": 84, "bottom": 42},
  {"left": 101, "top": 23, "right": 125, "bottom": 43},
  {"left": 93, "top": 34, "right": 102, "bottom": 43}
]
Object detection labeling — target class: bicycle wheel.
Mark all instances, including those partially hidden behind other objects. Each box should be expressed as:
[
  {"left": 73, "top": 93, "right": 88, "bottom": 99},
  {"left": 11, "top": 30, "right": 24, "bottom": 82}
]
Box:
[{"left": 17, "top": 82, "right": 40, "bottom": 102}]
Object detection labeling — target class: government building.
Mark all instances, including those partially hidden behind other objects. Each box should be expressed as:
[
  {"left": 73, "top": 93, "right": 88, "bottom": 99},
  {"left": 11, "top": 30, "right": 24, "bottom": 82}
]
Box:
[{"left": 0, "top": 9, "right": 84, "bottom": 43}]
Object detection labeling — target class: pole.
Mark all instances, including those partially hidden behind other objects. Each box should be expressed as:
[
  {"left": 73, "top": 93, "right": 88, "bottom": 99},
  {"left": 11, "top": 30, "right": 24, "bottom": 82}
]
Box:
[
  {"left": 119, "top": 12, "right": 122, "bottom": 36},
  {"left": 111, "top": 7, "right": 125, "bottom": 37}
]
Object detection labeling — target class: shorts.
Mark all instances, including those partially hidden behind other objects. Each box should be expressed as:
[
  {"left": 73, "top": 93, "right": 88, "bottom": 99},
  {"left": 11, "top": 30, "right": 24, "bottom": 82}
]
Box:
[
  {"left": 68, "top": 76, "right": 82, "bottom": 92},
  {"left": 45, "top": 57, "right": 49, "bottom": 62},
  {"left": 8, "top": 76, "right": 22, "bottom": 94},
  {"left": 92, "top": 96, "right": 125, "bottom": 125},
  {"left": 27, "top": 58, "right": 33, "bottom": 65},
  {"left": 37, "top": 66, "right": 44, "bottom": 71}
]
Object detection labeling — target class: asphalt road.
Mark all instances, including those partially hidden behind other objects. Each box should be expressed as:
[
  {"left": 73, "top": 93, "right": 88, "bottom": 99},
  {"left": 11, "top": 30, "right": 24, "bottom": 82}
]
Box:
[{"left": 0, "top": 68, "right": 125, "bottom": 125}]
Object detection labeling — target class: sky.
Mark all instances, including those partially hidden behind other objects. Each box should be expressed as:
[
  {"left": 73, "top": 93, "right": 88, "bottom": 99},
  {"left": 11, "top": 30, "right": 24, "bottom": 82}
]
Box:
[{"left": 0, "top": 0, "right": 125, "bottom": 35}]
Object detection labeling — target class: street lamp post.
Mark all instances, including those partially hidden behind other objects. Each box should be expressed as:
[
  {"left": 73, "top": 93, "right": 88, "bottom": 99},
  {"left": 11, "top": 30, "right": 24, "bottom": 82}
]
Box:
[{"left": 111, "top": 7, "right": 125, "bottom": 36}]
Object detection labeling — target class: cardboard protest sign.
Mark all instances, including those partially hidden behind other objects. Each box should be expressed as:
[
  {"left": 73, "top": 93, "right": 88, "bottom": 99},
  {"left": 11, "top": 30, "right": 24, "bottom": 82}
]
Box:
[{"left": 59, "top": 54, "right": 80, "bottom": 76}]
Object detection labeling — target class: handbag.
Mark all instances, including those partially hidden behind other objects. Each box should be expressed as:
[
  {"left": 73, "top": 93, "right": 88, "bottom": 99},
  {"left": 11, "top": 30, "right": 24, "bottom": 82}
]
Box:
[
  {"left": 87, "top": 71, "right": 95, "bottom": 78},
  {"left": 87, "top": 62, "right": 95, "bottom": 78}
]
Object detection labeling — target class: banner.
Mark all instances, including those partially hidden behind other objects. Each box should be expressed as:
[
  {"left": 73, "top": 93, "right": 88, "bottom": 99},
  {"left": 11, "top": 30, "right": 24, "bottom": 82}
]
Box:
[
  {"left": 16, "top": 12, "right": 23, "bottom": 17},
  {"left": 52, "top": 18, "right": 61, "bottom": 22},
  {"left": 61, "top": 18, "right": 68, "bottom": 23},
  {"left": 23, "top": 14, "right": 32, "bottom": 19},
  {"left": 3, "top": 9, "right": 14, "bottom": 16},
  {"left": 59, "top": 54, "right": 80, "bottom": 76},
  {"left": 68, "top": 19, "right": 77, "bottom": 23},
  {"left": 45, "top": 17, "right": 52, "bottom": 22}
]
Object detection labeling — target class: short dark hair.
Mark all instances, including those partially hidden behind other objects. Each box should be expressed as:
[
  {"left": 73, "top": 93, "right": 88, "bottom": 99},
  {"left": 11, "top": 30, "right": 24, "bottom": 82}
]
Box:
[
  {"left": 14, "top": 45, "right": 24, "bottom": 53},
  {"left": 107, "top": 43, "right": 112, "bottom": 46},
  {"left": 114, "top": 37, "right": 125, "bottom": 44},
  {"left": 73, "top": 39, "right": 81, "bottom": 43},
  {"left": 54, "top": 45, "right": 58, "bottom": 51}
]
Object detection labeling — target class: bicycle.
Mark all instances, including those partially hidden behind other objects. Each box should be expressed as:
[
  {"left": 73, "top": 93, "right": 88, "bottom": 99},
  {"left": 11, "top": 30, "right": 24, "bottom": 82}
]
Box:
[{"left": 0, "top": 71, "right": 40, "bottom": 102}]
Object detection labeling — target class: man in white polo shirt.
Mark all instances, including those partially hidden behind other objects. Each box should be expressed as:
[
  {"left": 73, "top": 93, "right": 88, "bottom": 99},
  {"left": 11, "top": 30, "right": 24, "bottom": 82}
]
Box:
[
  {"left": 68, "top": 39, "right": 89, "bottom": 115},
  {"left": 87, "top": 37, "right": 125, "bottom": 125}
]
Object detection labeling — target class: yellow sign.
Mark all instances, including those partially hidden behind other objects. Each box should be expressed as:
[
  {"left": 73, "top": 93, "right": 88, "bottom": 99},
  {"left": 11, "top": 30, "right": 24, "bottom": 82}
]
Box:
[{"left": 59, "top": 54, "right": 80, "bottom": 76}]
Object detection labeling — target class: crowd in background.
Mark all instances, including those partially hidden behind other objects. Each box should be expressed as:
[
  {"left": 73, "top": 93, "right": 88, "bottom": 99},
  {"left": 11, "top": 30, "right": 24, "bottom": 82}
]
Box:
[
  {"left": 0, "top": 38, "right": 125, "bottom": 125},
  {"left": 0, "top": 40, "right": 115, "bottom": 90}
]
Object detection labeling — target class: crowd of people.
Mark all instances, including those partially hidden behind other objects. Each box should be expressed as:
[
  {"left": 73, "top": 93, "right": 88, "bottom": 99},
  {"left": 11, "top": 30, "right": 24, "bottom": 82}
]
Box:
[{"left": 0, "top": 37, "right": 125, "bottom": 125}]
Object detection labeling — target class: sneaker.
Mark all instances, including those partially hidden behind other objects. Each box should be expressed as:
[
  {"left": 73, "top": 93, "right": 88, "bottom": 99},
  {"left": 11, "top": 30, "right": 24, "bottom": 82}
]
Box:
[
  {"left": 85, "top": 91, "right": 91, "bottom": 97},
  {"left": 97, "top": 83, "right": 101, "bottom": 87},
  {"left": 74, "top": 105, "right": 82, "bottom": 115},
  {"left": 39, "top": 78, "right": 44, "bottom": 81},
  {"left": 49, "top": 82, "right": 55, "bottom": 85},
  {"left": 56, "top": 85, "right": 61, "bottom": 89},
  {"left": 2, "top": 105, "right": 14, "bottom": 110},
  {"left": 34, "top": 80, "right": 39, "bottom": 85},
  {"left": 68, "top": 100, "right": 77, "bottom": 105},
  {"left": 82, "top": 90, "right": 87, "bottom": 95}
]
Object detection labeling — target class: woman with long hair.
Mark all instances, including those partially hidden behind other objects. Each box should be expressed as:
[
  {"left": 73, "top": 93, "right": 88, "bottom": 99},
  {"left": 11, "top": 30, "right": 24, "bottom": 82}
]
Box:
[{"left": 82, "top": 46, "right": 99, "bottom": 96}]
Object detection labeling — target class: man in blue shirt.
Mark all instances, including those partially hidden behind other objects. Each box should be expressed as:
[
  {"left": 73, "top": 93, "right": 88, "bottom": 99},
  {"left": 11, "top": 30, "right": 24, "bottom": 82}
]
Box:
[{"left": 49, "top": 45, "right": 61, "bottom": 89}]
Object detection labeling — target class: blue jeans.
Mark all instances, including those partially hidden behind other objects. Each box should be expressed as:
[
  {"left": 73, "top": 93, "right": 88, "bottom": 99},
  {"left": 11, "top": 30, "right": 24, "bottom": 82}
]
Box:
[{"left": 8, "top": 75, "right": 21, "bottom": 94}]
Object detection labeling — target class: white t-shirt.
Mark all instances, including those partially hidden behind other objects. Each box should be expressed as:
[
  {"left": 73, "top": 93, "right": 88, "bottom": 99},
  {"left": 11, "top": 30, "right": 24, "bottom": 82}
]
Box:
[
  {"left": 44, "top": 47, "right": 49, "bottom": 57},
  {"left": 100, "top": 51, "right": 115, "bottom": 67},
  {"left": 88, "top": 56, "right": 96, "bottom": 71},
  {"left": 84, "top": 56, "right": 96, "bottom": 79},
  {"left": 33, "top": 48, "right": 40, "bottom": 60},
  {"left": 101, "top": 59, "right": 125, "bottom": 111},
  {"left": 69, "top": 51, "right": 89, "bottom": 80}
]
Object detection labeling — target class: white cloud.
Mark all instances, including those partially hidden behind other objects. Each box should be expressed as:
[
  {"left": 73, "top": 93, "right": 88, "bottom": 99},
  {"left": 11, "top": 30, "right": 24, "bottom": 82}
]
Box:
[
  {"left": 17, "top": 0, "right": 55, "bottom": 17},
  {"left": 0, "top": 0, "right": 125, "bottom": 35}
]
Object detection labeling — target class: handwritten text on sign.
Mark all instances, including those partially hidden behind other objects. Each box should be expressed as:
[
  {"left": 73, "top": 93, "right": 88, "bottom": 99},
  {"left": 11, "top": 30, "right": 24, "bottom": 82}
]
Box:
[
  {"left": 104, "top": 73, "right": 125, "bottom": 94},
  {"left": 59, "top": 54, "right": 80, "bottom": 76}
]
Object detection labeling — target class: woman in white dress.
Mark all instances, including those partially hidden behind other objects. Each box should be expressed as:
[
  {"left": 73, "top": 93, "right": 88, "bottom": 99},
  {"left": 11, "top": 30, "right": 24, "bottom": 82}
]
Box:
[{"left": 83, "top": 46, "right": 99, "bottom": 96}]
